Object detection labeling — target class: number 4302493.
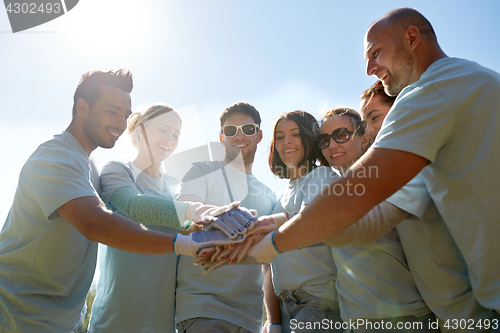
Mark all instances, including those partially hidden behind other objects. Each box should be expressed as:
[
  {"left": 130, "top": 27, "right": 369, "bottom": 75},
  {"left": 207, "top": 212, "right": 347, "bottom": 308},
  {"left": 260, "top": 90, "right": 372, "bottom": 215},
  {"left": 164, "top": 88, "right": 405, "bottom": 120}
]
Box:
[{"left": 5, "top": 2, "right": 61, "bottom": 14}]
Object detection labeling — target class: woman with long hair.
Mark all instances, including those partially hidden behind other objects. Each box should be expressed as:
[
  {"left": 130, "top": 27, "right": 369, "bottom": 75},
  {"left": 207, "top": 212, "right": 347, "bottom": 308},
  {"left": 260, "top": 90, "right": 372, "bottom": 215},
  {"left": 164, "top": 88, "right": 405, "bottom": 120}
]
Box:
[{"left": 263, "top": 110, "right": 342, "bottom": 333}]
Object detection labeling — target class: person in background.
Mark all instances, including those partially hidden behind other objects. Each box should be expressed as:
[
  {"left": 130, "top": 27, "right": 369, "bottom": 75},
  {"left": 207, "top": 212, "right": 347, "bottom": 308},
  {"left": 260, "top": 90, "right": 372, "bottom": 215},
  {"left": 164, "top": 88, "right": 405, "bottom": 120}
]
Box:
[
  {"left": 89, "top": 103, "right": 191, "bottom": 332},
  {"left": 264, "top": 110, "right": 341, "bottom": 333},
  {"left": 319, "top": 107, "right": 436, "bottom": 332},
  {"left": 175, "top": 102, "right": 277, "bottom": 333}
]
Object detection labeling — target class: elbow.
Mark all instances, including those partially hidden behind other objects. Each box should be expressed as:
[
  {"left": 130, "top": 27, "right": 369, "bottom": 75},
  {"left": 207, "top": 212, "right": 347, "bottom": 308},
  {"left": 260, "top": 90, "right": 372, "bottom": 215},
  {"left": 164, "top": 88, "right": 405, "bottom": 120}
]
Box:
[{"left": 74, "top": 208, "right": 111, "bottom": 242}]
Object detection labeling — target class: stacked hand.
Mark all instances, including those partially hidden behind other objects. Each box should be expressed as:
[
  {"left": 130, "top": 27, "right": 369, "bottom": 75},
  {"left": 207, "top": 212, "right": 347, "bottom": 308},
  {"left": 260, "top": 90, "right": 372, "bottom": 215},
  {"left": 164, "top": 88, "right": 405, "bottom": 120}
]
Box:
[
  {"left": 174, "top": 204, "right": 292, "bottom": 273},
  {"left": 195, "top": 212, "right": 293, "bottom": 273}
]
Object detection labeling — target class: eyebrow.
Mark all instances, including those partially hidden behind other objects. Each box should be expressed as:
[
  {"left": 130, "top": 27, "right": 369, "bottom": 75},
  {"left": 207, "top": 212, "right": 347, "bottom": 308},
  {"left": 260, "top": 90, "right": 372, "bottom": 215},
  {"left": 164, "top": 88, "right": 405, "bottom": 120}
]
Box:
[
  {"left": 364, "top": 109, "right": 381, "bottom": 120},
  {"left": 106, "top": 104, "right": 132, "bottom": 116},
  {"left": 276, "top": 127, "right": 300, "bottom": 134}
]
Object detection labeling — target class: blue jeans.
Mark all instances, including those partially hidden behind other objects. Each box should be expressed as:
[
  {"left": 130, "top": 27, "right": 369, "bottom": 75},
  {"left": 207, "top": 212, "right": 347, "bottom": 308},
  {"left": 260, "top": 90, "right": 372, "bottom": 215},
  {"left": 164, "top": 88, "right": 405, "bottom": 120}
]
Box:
[{"left": 280, "top": 289, "right": 343, "bottom": 333}]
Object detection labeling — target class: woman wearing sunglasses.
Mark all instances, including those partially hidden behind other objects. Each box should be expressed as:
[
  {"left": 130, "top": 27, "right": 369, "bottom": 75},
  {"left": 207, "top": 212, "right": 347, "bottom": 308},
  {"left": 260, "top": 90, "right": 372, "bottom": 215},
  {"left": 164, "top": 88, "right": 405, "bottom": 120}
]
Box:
[
  {"left": 89, "top": 104, "right": 213, "bottom": 333},
  {"left": 263, "top": 110, "right": 342, "bottom": 333},
  {"left": 318, "top": 107, "right": 437, "bottom": 332}
]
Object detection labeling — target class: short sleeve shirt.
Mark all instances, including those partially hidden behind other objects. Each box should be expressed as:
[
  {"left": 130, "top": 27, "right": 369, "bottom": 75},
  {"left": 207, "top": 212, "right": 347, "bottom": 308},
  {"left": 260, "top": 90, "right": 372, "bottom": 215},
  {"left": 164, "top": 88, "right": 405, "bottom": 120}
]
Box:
[
  {"left": 175, "top": 161, "right": 277, "bottom": 333},
  {"left": 373, "top": 57, "right": 500, "bottom": 311},
  {"left": 271, "top": 166, "right": 339, "bottom": 302},
  {"left": 0, "top": 131, "right": 99, "bottom": 332}
]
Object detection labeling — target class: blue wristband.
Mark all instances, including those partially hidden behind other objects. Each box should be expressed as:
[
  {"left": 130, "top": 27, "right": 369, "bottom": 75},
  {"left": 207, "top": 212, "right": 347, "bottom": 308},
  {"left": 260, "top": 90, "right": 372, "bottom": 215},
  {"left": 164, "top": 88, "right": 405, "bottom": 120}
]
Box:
[
  {"left": 173, "top": 234, "right": 178, "bottom": 253},
  {"left": 271, "top": 230, "right": 282, "bottom": 254}
]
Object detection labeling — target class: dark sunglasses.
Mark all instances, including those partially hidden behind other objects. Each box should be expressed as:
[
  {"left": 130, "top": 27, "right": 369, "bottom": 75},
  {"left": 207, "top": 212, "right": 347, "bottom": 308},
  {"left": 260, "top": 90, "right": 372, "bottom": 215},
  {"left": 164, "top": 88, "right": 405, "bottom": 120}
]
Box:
[
  {"left": 317, "top": 127, "right": 355, "bottom": 149},
  {"left": 221, "top": 123, "right": 259, "bottom": 137}
]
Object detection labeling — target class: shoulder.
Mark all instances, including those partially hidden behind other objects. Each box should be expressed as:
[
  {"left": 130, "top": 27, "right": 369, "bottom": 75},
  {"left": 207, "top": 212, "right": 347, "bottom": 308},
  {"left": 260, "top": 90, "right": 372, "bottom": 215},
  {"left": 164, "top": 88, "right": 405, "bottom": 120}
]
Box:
[
  {"left": 23, "top": 133, "right": 90, "bottom": 177},
  {"left": 101, "top": 160, "right": 131, "bottom": 173}
]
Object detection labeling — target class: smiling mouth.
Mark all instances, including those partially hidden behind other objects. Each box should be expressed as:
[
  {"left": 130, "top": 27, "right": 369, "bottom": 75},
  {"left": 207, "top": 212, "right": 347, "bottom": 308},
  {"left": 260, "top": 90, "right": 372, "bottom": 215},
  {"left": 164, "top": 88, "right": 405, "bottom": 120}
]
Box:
[
  {"left": 234, "top": 144, "right": 248, "bottom": 148},
  {"left": 107, "top": 129, "right": 122, "bottom": 139},
  {"left": 379, "top": 72, "right": 388, "bottom": 81},
  {"left": 330, "top": 152, "right": 345, "bottom": 159},
  {"left": 283, "top": 149, "right": 298, "bottom": 154},
  {"left": 158, "top": 144, "right": 171, "bottom": 151}
]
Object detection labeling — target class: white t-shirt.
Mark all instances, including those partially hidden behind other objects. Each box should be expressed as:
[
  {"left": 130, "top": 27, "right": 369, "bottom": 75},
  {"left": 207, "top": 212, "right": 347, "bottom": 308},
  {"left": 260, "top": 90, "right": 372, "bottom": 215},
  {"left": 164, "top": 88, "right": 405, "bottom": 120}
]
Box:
[
  {"left": 374, "top": 57, "right": 500, "bottom": 311},
  {"left": 175, "top": 161, "right": 277, "bottom": 333},
  {"left": 271, "top": 166, "right": 339, "bottom": 302},
  {"left": 0, "top": 131, "right": 99, "bottom": 332},
  {"left": 387, "top": 175, "right": 497, "bottom": 331}
]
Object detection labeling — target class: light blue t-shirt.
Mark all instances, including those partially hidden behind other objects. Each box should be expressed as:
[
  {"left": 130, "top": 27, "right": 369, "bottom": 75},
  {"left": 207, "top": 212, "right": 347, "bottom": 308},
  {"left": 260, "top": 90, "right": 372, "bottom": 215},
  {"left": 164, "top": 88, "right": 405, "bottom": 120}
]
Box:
[
  {"left": 175, "top": 161, "right": 277, "bottom": 333},
  {"left": 386, "top": 175, "right": 497, "bottom": 331},
  {"left": 0, "top": 131, "right": 99, "bottom": 332},
  {"left": 271, "top": 166, "right": 338, "bottom": 302},
  {"left": 89, "top": 161, "right": 179, "bottom": 333},
  {"left": 374, "top": 57, "right": 500, "bottom": 311},
  {"left": 331, "top": 176, "right": 430, "bottom": 320}
]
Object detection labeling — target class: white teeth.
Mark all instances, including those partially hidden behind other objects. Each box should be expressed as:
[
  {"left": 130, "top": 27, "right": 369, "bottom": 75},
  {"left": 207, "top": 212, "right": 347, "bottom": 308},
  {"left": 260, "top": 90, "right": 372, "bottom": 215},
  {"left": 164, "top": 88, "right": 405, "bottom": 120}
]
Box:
[
  {"left": 332, "top": 153, "right": 344, "bottom": 158},
  {"left": 283, "top": 149, "right": 297, "bottom": 153},
  {"left": 235, "top": 144, "right": 247, "bottom": 148},
  {"left": 108, "top": 130, "right": 121, "bottom": 137},
  {"left": 158, "top": 144, "right": 170, "bottom": 151}
]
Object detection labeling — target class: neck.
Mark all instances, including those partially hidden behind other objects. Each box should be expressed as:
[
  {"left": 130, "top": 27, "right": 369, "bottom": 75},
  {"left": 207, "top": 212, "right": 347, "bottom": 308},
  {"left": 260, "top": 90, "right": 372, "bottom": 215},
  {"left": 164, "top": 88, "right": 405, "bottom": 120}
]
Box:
[
  {"left": 66, "top": 121, "right": 95, "bottom": 156},
  {"left": 288, "top": 164, "right": 308, "bottom": 181},
  {"left": 414, "top": 45, "right": 448, "bottom": 82},
  {"left": 133, "top": 150, "right": 162, "bottom": 177}
]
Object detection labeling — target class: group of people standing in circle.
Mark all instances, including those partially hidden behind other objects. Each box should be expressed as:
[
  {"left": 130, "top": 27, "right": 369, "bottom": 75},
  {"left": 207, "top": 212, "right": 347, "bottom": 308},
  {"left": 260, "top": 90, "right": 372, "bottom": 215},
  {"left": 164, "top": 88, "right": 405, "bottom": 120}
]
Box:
[{"left": 1, "top": 6, "right": 499, "bottom": 333}]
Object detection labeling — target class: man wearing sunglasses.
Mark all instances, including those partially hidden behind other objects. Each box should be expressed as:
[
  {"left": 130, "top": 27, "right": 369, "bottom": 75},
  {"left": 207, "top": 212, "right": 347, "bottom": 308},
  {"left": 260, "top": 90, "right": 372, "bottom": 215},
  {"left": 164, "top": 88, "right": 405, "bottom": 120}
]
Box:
[{"left": 175, "top": 102, "right": 277, "bottom": 333}]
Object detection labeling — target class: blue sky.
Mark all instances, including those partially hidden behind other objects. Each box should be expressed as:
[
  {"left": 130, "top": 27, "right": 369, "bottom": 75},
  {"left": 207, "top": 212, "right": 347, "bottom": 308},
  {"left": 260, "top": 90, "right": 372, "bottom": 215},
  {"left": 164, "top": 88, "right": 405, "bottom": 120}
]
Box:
[{"left": 1, "top": 0, "right": 500, "bottom": 226}]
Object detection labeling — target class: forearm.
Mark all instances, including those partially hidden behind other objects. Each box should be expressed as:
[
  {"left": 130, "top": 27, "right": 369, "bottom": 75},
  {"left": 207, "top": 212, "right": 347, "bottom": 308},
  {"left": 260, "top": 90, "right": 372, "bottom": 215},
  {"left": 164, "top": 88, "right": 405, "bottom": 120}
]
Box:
[
  {"left": 58, "top": 196, "right": 175, "bottom": 254},
  {"left": 110, "top": 186, "right": 190, "bottom": 229},
  {"left": 322, "top": 201, "right": 410, "bottom": 247},
  {"left": 262, "top": 264, "right": 282, "bottom": 325},
  {"left": 274, "top": 148, "right": 427, "bottom": 252}
]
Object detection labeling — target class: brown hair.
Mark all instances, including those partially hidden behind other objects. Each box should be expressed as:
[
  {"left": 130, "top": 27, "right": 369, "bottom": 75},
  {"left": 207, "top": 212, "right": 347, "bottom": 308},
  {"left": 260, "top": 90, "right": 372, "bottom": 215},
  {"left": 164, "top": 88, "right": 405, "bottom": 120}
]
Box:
[
  {"left": 72, "top": 69, "right": 133, "bottom": 117},
  {"left": 321, "top": 107, "right": 366, "bottom": 136},
  {"left": 219, "top": 101, "right": 261, "bottom": 128},
  {"left": 360, "top": 81, "right": 396, "bottom": 107}
]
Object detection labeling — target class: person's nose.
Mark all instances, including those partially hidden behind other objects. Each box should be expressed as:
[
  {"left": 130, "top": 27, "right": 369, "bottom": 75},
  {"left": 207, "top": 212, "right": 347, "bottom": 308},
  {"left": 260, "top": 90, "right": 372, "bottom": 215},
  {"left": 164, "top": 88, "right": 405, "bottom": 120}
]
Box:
[
  {"left": 328, "top": 137, "right": 339, "bottom": 149},
  {"left": 366, "top": 58, "right": 377, "bottom": 76},
  {"left": 234, "top": 128, "right": 245, "bottom": 139}
]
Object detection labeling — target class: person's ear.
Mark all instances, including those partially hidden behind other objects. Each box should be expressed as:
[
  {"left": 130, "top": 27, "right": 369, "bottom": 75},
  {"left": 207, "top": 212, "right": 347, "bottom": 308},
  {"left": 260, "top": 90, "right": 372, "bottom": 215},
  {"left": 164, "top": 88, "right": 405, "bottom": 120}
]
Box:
[
  {"left": 256, "top": 129, "right": 263, "bottom": 144},
  {"left": 76, "top": 98, "right": 89, "bottom": 118},
  {"left": 361, "top": 133, "right": 369, "bottom": 151},
  {"left": 405, "top": 26, "right": 421, "bottom": 50},
  {"left": 219, "top": 132, "right": 224, "bottom": 142}
]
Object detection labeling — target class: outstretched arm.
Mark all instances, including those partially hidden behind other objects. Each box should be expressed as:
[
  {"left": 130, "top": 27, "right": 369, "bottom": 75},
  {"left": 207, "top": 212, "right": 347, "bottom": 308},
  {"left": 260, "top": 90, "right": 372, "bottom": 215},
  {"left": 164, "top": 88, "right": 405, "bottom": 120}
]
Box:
[
  {"left": 322, "top": 201, "right": 410, "bottom": 247},
  {"left": 57, "top": 196, "right": 175, "bottom": 254},
  {"left": 274, "top": 148, "right": 428, "bottom": 252}
]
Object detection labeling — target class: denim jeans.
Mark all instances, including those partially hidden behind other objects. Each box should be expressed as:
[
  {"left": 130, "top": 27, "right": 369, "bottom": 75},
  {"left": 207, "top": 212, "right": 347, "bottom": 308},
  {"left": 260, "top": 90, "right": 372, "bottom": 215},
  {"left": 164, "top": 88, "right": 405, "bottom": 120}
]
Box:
[{"left": 279, "top": 289, "right": 343, "bottom": 333}]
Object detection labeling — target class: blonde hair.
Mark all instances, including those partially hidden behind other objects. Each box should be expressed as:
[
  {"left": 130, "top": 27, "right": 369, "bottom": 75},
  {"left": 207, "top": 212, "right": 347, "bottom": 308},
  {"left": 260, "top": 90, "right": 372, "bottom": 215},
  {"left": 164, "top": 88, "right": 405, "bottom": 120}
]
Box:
[{"left": 128, "top": 103, "right": 182, "bottom": 149}]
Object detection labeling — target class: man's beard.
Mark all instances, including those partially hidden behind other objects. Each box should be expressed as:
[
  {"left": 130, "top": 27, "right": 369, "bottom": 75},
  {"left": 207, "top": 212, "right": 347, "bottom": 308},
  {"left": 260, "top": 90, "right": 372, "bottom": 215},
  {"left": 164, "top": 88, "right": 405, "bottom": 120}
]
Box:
[{"left": 384, "top": 43, "right": 414, "bottom": 96}]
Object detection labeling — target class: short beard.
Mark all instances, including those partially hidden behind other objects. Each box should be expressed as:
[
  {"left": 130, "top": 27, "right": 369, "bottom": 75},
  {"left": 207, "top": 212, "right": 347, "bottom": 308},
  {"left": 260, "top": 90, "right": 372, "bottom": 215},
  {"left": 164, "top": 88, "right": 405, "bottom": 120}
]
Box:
[{"left": 385, "top": 42, "right": 414, "bottom": 96}]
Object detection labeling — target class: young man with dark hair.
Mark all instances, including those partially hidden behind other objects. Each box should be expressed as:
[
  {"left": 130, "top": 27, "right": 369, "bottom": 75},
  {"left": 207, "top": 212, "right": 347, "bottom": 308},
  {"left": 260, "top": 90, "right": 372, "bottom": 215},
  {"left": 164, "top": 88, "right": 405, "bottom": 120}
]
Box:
[
  {"left": 176, "top": 101, "right": 277, "bottom": 333},
  {"left": 0, "top": 69, "right": 221, "bottom": 332}
]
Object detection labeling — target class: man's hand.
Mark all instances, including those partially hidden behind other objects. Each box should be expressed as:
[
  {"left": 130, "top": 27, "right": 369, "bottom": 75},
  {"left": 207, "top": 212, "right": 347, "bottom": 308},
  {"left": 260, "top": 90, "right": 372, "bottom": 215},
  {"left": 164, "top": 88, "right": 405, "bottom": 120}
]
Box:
[{"left": 173, "top": 229, "right": 246, "bottom": 257}]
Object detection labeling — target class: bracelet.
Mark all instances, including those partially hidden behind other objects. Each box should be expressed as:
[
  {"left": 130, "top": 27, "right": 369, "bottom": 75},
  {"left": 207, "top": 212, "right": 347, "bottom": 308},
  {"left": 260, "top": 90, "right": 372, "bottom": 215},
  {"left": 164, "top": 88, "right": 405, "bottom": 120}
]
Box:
[{"left": 271, "top": 230, "right": 282, "bottom": 254}]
